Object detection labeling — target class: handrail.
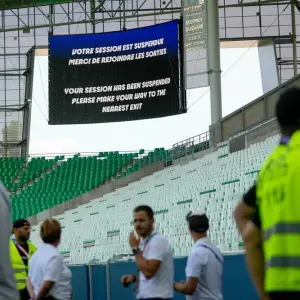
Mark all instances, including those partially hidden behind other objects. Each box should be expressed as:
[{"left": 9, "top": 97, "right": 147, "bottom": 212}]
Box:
[
  {"left": 172, "top": 131, "right": 210, "bottom": 148},
  {"left": 228, "top": 116, "right": 276, "bottom": 140}
]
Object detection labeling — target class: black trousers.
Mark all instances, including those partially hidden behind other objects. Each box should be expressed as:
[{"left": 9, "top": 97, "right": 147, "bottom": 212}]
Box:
[
  {"left": 19, "top": 288, "right": 29, "bottom": 300},
  {"left": 269, "top": 292, "right": 300, "bottom": 300}
]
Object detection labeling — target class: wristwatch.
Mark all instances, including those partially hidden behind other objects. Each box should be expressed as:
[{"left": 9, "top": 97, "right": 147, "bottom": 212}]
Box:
[{"left": 132, "top": 247, "right": 140, "bottom": 255}]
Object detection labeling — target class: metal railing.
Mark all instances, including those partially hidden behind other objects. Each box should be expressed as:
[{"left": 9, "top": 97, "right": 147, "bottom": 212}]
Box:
[
  {"left": 172, "top": 131, "right": 210, "bottom": 149},
  {"left": 169, "top": 131, "right": 211, "bottom": 161}
]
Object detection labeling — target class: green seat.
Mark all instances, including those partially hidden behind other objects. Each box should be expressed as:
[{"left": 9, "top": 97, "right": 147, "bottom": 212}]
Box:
[{"left": 10, "top": 147, "right": 167, "bottom": 220}]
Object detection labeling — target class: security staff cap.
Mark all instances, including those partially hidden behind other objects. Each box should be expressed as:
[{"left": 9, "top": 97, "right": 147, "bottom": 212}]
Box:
[
  {"left": 13, "top": 219, "right": 30, "bottom": 229},
  {"left": 186, "top": 211, "right": 209, "bottom": 233}
]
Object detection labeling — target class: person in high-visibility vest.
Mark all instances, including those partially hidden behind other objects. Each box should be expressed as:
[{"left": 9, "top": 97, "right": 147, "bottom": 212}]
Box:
[
  {"left": 10, "top": 219, "right": 37, "bottom": 300},
  {"left": 237, "top": 87, "right": 300, "bottom": 300}
]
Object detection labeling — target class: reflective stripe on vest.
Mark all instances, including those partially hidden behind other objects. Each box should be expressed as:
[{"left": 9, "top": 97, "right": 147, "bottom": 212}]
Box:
[
  {"left": 14, "top": 268, "right": 27, "bottom": 273},
  {"left": 263, "top": 222, "right": 300, "bottom": 241},
  {"left": 15, "top": 279, "right": 27, "bottom": 284},
  {"left": 266, "top": 257, "right": 300, "bottom": 268}
]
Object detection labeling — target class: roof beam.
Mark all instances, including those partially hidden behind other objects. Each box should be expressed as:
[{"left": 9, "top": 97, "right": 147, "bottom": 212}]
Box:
[{"left": 219, "top": 0, "right": 291, "bottom": 8}]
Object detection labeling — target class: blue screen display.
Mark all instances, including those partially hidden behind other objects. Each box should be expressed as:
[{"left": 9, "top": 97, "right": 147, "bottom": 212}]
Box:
[{"left": 48, "top": 20, "right": 184, "bottom": 125}]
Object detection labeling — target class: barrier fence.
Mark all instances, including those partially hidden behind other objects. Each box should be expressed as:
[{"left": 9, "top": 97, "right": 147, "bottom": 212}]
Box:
[{"left": 70, "top": 254, "right": 258, "bottom": 300}]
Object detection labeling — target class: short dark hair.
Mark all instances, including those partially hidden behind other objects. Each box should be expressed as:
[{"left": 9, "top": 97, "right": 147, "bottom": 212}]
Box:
[
  {"left": 134, "top": 205, "right": 154, "bottom": 219},
  {"left": 276, "top": 87, "right": 300, "bottom": 128},
  {"left": 187, "top": 214, "right": 209, "bottom": 233}
]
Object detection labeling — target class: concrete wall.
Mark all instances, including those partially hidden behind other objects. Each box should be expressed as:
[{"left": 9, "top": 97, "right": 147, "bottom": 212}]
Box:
[
  {"left": 229, "top": 118, "right": 279, "bottom": 154},
  {"left": 246, "top": 118, "right": 279, "bottom": 147},
  {"left": 28, "top": 161, "right": 165, "bottom": 225},
  {"left": 220, "top": 73, "right": 300, "bottom": 142}
]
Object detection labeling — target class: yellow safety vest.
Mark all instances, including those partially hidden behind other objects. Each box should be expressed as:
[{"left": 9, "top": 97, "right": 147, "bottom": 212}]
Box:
[
  {"left": 10, "top": 240, "right": 37, "bottom": 290},
  {"left": 256, "top": 130, "right": 300, "bottom": 292}
]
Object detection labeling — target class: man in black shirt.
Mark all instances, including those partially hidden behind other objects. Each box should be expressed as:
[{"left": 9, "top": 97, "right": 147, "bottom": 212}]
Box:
[{"left": 234, "top": 184, "right": 258, "bottom": 233}]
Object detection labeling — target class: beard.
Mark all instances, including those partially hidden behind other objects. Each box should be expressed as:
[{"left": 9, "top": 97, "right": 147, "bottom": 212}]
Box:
[{"left": 19, "top": 235, "right": 29, "bottom": 243}]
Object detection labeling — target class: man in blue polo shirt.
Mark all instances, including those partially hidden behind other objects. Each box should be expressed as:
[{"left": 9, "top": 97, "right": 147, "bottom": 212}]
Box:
[{"left": 174, "top": 211, "right": 223, "bottom": 300}]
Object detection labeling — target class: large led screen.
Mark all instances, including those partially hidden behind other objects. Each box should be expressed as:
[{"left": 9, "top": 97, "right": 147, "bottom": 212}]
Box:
[{"left": 48, "top": 20, "right": 185, "bottom": 125}]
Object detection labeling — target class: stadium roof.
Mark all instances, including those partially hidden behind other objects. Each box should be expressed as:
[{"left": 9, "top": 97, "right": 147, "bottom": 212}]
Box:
[
  {"left": 0, "top": 0, "right": 299, "bottom": 155},
  {"left": 0, "top": 0, "right": 76, "bottom": 10}
]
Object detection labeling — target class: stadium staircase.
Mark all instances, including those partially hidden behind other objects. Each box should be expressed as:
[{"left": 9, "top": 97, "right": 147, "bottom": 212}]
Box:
[
  {"left": 14, "top": 159, "right": 64, "bottom": 194},
  {"left": 12, "top": 157, "right": 64, "bottom": 193}
]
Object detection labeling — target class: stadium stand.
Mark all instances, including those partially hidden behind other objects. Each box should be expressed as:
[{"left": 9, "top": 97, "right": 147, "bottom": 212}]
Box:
[
  {"left": 29, "top": 134, "right": 279, "bottom": 264},
  {"left": 9, "top": 149, "right": 171, "bottom": 221}
]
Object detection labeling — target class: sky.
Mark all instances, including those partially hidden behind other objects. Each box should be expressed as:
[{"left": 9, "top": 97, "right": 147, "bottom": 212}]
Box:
[{"left": 29, "top": 47, "right": 263, "bottom": 156}]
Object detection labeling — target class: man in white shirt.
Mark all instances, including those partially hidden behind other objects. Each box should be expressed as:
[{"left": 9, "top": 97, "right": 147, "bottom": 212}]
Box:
[
  {"left": 174, "top": 211, "right": 223, "bottom": 300},
  {"left": 121, "top": 205, "right": 174, "bottom": 300},
  {"left": 0, "top": 183, "right": 19, "bottom": 300}
]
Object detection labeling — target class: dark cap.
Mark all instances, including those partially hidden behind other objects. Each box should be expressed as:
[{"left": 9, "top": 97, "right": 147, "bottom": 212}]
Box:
[
  {"left": 186, "top": 211, "right": 209, "bottom": 233},
  {"left": 13, "top": 219, "right": 30, "bottom": 229},
  {"left": 276, "top": 87, "right": 300, "bottom": 127}
]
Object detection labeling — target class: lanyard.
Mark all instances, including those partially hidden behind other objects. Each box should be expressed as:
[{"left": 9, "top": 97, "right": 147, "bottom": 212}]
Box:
[
  {"left": 141, "top": 232, "right": 158, "bottom": 254},
  {"left": 14, "top": 241, "right": 30, "bottom": 258}
]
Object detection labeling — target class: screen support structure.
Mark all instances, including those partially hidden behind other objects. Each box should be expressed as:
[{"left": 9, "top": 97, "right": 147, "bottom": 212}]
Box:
[
  {"left": 291, "top": 1, "right": 298, "bottom": 77},
  {"left": 207, "top": 0, "right": 222, "bottom": 125}
]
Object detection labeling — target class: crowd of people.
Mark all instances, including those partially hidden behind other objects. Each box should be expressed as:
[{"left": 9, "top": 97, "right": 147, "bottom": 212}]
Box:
[{"left": 0, "top": 87, "right": 300, "bottom": 300}]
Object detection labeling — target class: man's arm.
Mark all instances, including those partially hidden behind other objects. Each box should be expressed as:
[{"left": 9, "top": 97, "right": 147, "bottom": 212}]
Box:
[
  {"left": 234, "top": 184, "right": 257, "bottom": 234},
  {"left": 35, "top": 255, "right": 62, "bottom": 300},
  {"left": 135, "top": 238, "right": 166, "bottom": 279},
  {"left": 35, "top": 281, "right": 55, "bottom": 300},
  {"left": 174, "top": 278, "right": 198, "bottom": 295},
  {"left": 174, "top": 251, "right": 202, "bottom": 295},
  {"left": 135, "top": 252, "right": 161, "bottom": 279},
  {"left": 0, "top": 184, "right": 19, "bottom": 300},
  {"left": 27, "top": 277, "right": 35, "bottom": 299},
  {"left": 242, "top": 219, "right": 269, "bottom": 300}
]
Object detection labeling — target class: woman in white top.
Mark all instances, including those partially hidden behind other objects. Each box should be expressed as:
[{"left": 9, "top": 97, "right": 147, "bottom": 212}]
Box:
[{"left": 27, "top": 218, "right": 72, "bottom": 300}]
